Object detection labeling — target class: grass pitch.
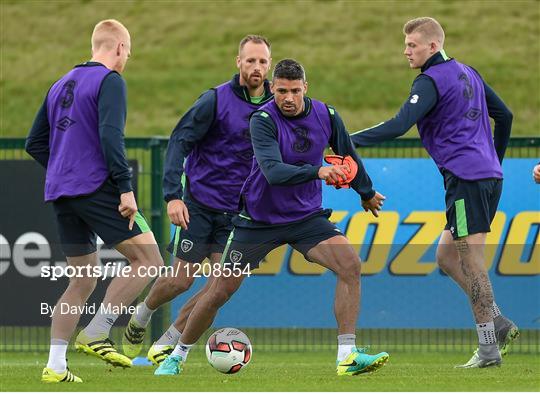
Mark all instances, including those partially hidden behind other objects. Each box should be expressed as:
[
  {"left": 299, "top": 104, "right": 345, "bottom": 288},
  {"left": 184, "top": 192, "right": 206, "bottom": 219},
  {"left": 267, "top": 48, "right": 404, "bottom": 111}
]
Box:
[
  {"left": 1, "top": 350, "right": 539, "bottom": 391},
  {"left": 2, "top": 1, "right": 539, "bottom": 137}
]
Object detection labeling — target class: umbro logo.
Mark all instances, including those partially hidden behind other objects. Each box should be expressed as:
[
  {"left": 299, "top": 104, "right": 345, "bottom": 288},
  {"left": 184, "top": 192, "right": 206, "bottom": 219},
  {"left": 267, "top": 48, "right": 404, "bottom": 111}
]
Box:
[
  {"left": 235, "top": 149, "right": 254, "bottom": 161},
  {"left": 409, "top": 94, "right": 419, "bottom": 104},
  {"left": 465, "top": 108, "right": 481, "bottom": 121},
  {"left": 57, "top": 116, "right": 76, "bottom": 131}
]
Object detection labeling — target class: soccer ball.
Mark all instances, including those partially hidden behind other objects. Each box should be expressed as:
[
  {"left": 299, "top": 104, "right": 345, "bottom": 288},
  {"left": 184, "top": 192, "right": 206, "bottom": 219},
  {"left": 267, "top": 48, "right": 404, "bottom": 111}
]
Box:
[{"left": 205, "top": 327, "right": 252, "bottom": 374}]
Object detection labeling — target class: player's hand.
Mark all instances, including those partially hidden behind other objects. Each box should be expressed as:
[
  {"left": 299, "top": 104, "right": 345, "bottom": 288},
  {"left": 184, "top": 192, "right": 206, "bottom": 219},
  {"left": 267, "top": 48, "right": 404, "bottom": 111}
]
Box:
[
  {"left": 167, "top": 199, "right": 190, "bottom": 230},
  {"left": 533, "top": 164, "right": 540, "bottom": 184},
  {"left": 323, "top": 155, "right": 358, "bottom": 189},
  {"left": 318, "top": 165, "right": 348, "bottom": 185},
  {"left": 119, "top": 191, "right": 138, "bottom": 230},
  {"left": 361, "top": 191, "right": 386, "bottom": 217}
]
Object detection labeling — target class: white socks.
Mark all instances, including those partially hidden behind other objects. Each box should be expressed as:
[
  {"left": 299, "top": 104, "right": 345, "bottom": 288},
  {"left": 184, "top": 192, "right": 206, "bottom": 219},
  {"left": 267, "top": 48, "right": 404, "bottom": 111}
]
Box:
[
  {"left": 47, "top": 338, "right": 68, "bottom": 373},
  {"left": 337, "top": 334, "right": 356, "bottom": 362},
  {"left": 155, "top": 324, "right": 181, "bottom": 351},
  {"left": 83, "top": 308, "right": 119, "bottom": 338},
  {"left": 492, "top": 302, "right": 502, "bottom": 319},
  {"left": 476, "top": 321, "right": 496, "bottom": 345},
  {"left": 476, "top": 303, "right": 501, "bottom": 347},
  {"left": 85, "top": 301, "right": 154, "bottom": 338},
  {"left": 133, "top": 301, "right": 155, "bottom": 327},
  {"left": 171, "top": 341, "right": 193, "bottom": 361}
]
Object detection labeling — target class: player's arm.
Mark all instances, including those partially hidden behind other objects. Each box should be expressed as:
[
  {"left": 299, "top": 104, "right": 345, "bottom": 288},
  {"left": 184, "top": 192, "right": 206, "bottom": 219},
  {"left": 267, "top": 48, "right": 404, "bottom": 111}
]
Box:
[
  {"left": 162, "top": 90, "right": 216, "bottom": 202},
  {"left": 250, "top": 111, "right": 321, "bottom": 185},
  {"left": 98, "top": 72, "right": 138, "bottom": 228},
  {"left": 483, "top": 81, "right": 513, "bottom": 163},
  {"left": 25, "top": 96, "right": 50, "bottom": 168},
  {"left": 98, "top": 72, "right": 133, "bottom": 194},
  {"left": 327, "top": 106, "right": 375, "bottom": 201},
  {"left": 350, "top": 75, "right": 437, "bottom": 147},
  {"left": 162, "top": 90, "right": 216, "bottom": 229}
]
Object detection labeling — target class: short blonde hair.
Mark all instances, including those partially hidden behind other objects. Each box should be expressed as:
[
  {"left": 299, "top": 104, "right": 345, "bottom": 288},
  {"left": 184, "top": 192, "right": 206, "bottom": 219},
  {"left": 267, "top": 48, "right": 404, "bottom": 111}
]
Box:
[
  {"left": 403, "top": 17, "right": 445, "bottom": 46},
  {"left": 238, "top": 35, "right": 271, "bottom": 55},
  {"left": 91, "top": 19, "right": 130, "bottom": 51}
]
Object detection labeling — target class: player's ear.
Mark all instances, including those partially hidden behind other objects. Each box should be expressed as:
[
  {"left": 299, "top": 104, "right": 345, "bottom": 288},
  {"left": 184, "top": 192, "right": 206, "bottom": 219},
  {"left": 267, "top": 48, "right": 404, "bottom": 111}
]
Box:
[
  {"left": 236, "top": 55, "right": 241, "bottom": 69},
  {"left": 270, "top": 81, "right": 275, "bottom": 94},
  {"left": 303, "top": 81, "right": 308, "bottom": 94},
  {"left": 116, "top": 42, "right": 122, "bottom": 57}
]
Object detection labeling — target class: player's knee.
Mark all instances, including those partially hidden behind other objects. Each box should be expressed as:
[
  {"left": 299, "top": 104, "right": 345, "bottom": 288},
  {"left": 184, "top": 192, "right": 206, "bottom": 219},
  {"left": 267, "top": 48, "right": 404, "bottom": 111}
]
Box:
[
  {"left": 436, "top": 251, "right": 455, "bottom": 274},
  {"left": 68, "top": 276, "right": 97, "bottom": 297},
  {"left": 208, "top": 284, "right": 235, "bottom": 308},
  {"left": 343, "top": 247, "right": 361, "bottom": 273},
  {"left": 206, "top": 290, "right": 228, "bottom": 308},
  {"left": 436, "top": 251, "right": 446, "bottom": 269},
  {"left": 160, "top": 274, "right": 194, "bottom": 296},
  {"left": 337, "top": 258, "right": 361, "bottom": 282},
  {"left": 129, "top": 250, "right": 164, "bottom": 268},
  {"left": 172, "top": 275, "right": 195, "bottom": 295},
  {"left": 145, "top": 253, "right": 164, "bottom": 268}
]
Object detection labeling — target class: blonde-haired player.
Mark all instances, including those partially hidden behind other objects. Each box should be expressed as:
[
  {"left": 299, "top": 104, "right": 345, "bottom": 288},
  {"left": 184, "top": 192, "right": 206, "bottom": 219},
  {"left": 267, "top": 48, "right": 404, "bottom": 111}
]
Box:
[{"left": 27, "top": 19, "right": 164, "bottom": 383}]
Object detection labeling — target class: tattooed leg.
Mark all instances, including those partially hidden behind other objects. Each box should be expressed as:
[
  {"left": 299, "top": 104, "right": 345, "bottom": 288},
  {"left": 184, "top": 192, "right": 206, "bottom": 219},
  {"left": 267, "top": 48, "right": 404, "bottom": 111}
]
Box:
[{"left": 454, "top": 233, "right": 494, "bottom": 324}]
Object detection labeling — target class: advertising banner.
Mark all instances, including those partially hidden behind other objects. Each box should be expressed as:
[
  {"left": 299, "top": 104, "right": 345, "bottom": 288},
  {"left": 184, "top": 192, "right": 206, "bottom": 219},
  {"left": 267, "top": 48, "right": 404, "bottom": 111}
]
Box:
[
  {"left": 0, "top": 160, "right": 138, "bottom": 326},
  {"left": 172, "top": 159, "right": 540, "bottom": 329}
]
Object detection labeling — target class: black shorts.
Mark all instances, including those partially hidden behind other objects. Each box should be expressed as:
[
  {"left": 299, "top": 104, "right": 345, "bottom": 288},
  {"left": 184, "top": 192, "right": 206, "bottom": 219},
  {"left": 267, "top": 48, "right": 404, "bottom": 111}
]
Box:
[
  {"left": 221, "top": 211, "right": 343, "bottom": 270},
  {"left": 167, "top": 195, "right": 234, "bottom": 264},
  {"left": 52, "top": 179, "right": 151, "bottom": 257},
  {"left": 443, "top": 170, "right": 502, "bottom": 240}
]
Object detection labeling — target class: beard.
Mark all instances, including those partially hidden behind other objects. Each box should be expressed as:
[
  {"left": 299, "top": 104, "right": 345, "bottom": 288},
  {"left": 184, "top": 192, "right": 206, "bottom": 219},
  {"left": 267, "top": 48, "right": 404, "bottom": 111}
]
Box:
[{"left": 241, "top": 70, "right": 263, "bottom": 89}]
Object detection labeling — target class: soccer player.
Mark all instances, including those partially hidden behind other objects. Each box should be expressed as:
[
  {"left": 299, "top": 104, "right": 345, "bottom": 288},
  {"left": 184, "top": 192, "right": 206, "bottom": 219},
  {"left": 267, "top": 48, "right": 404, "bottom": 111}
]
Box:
[
  {"left": 121, "top": 35, "right": 274, "bottom": 364},
  {"left": 350, "top": 17, "right": 517, "bottom": 368},
  {"left": 26, "top": 20, "right": 164, "bottom": 382},
  {"left": 155, "top": 58, "right": 389, "bottom": 377}
]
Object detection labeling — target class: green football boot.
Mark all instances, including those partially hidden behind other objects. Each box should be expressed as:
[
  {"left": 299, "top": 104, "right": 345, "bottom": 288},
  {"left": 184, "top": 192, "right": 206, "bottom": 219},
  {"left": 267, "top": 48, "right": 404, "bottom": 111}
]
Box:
[
  {"left": 154, "top": 354, "right": 183, "bottom": 376},
  {"left": 122, "top": 315, "right": 146, "bottom": 358},
  {"left": 147, "top": 342, "right": 174, "bottom": 366},
  {"left": 41, "top": 367, "right": 82, "bottom": 383},
  {"left": 75, "top": 330, "right": 132, "bottom": 368},
  {"left": 494, "top": 315, "right": 520, "bottom": 356},
  {"left": 336, "top": 347, "right": 389, "bottom": 376}
]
